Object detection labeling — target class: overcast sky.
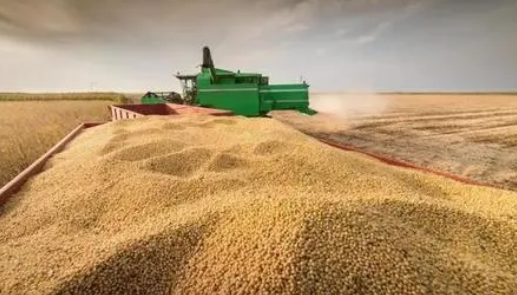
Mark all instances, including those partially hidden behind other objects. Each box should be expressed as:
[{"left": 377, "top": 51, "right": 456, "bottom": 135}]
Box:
[{"left": 0, "top": 0, "right": 516, "bottom": 92}]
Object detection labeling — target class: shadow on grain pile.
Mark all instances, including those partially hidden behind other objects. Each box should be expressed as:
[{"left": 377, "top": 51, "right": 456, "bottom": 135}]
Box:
[{"left": 0, "top": 115, "right": 516, "bottom": 295}]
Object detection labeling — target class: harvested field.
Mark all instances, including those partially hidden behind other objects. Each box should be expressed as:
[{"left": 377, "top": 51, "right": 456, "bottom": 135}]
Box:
[
  {"left": 0, "top": 101, "right": 112, "bottom": 187},
  {"left": 274, "top": 94, "right": 517, "bottom": 191},
  {"left": 1, "top": 115, "right": 516, "bottom": 295}
]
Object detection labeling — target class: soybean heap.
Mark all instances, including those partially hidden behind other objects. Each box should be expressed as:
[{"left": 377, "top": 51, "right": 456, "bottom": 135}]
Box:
[{"left": 0, "top": 115, "right": 516, "bottom": 295}]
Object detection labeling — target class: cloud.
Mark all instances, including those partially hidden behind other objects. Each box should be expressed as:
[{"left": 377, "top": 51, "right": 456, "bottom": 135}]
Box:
[
  {"left": 0, "top": 0, "right": 515, "bottom": 92},
  {"left": 284, "top": 24, "right": 310, "bottom": 33},
  {"left": 0, "top": 0, "right": 432, "bottom": 44},
  {"left": 344, "top": 1, "right": 431, "bottom": 45},
  {"left": 350, "top": 21, "right": 393, "bottom": 44},
  {"left": 354, "top": 35, "right": 376, "bottom": 44},
  {"left": 315, "top": 47, "right": 328, "bottom": 57},
  {"left": 334, "top": 28, "right": 351, "bottom": 37}
]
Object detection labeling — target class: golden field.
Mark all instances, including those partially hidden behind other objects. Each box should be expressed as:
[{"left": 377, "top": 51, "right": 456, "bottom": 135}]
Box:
[
  {"left": 0, "top": 92, "right": 126, "bottom": 102},
  {"left": 0, "top": 100, "right": 112, "bottom": 187},
  {"left": 276, "top": 94, "right": 517, "bottom": 191}
]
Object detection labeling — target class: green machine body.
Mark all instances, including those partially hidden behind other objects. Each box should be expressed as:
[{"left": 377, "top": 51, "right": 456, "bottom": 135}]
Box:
[{"left": 143, "top": 47, "right": 316, "bottom": 117}]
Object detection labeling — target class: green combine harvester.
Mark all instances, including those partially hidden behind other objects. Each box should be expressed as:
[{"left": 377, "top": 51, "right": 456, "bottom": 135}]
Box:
[{"left": 141, "top": 46, "right": 316, "bottom": 117}]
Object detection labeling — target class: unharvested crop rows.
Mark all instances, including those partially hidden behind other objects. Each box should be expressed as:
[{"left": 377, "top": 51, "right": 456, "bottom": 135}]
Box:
[
  {"left": 1, "top": 115, "right": 516, "bottom": 295},
  {"left": 0, "top": 101, "right": 112, "bottom": 187},
  {"left": 0, "top": 92, "right": 126, "bottom": 102}
]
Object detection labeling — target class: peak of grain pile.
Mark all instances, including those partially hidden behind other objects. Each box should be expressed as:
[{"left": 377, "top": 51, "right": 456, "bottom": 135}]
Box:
[{"left": 1, "top": 114, "right": 516, "bottom": 295}]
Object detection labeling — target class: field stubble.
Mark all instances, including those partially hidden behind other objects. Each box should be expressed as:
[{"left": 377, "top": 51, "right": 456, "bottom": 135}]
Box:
[{"left": 275, "top": 94, "right": 517, "bottom": 191}]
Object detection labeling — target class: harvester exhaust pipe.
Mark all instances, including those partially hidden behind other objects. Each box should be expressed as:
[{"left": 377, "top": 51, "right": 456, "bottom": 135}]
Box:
[
  {"left": 202, "top": 46, "right": 218, "bottom": 83},
  {"left": 202, "top": 46, "right": 214, "bottom": 68}
]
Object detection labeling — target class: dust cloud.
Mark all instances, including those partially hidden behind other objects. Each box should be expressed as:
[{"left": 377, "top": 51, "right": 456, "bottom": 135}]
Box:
[
  {"left": 310, "top": 93, "right": 391, "bottom": 119},
  {"left": 271, "top": 92, "right": 390, "bottom": 135}
]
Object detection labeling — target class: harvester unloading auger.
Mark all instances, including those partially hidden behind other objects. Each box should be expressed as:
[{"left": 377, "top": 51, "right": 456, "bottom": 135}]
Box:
[{"left": 141, "top": 46, "right": 316, "bottom": 117}]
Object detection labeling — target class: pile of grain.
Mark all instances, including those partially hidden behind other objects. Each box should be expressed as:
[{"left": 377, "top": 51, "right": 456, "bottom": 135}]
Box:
[{"left": 1, "top": 115, "right": 516, "bottom": 295}]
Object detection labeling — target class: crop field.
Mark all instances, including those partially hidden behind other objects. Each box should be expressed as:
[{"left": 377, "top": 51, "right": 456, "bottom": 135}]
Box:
[
  {"left": 0, "top": 92, "right": 126, "bottom": 102},
  {"left": 1, "top": 93, "right": 517, "bottom": 294},
  {"left": 2, "top": 93, "right": 516, "bottom": 192},
  {"left": 0, "top": 100, "right": 112, "bottom": 187},
  {"left": 275, "top": 94, "right": 517, "bottom": 191}
]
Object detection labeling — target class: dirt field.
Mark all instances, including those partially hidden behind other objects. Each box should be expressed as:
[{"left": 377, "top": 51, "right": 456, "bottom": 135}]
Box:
[
  {"left": 274, "top": 94, "right": 517, "bottom": 191},
  {"left": 0, "top": 101, "right": 112, "bottom": 187}
]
